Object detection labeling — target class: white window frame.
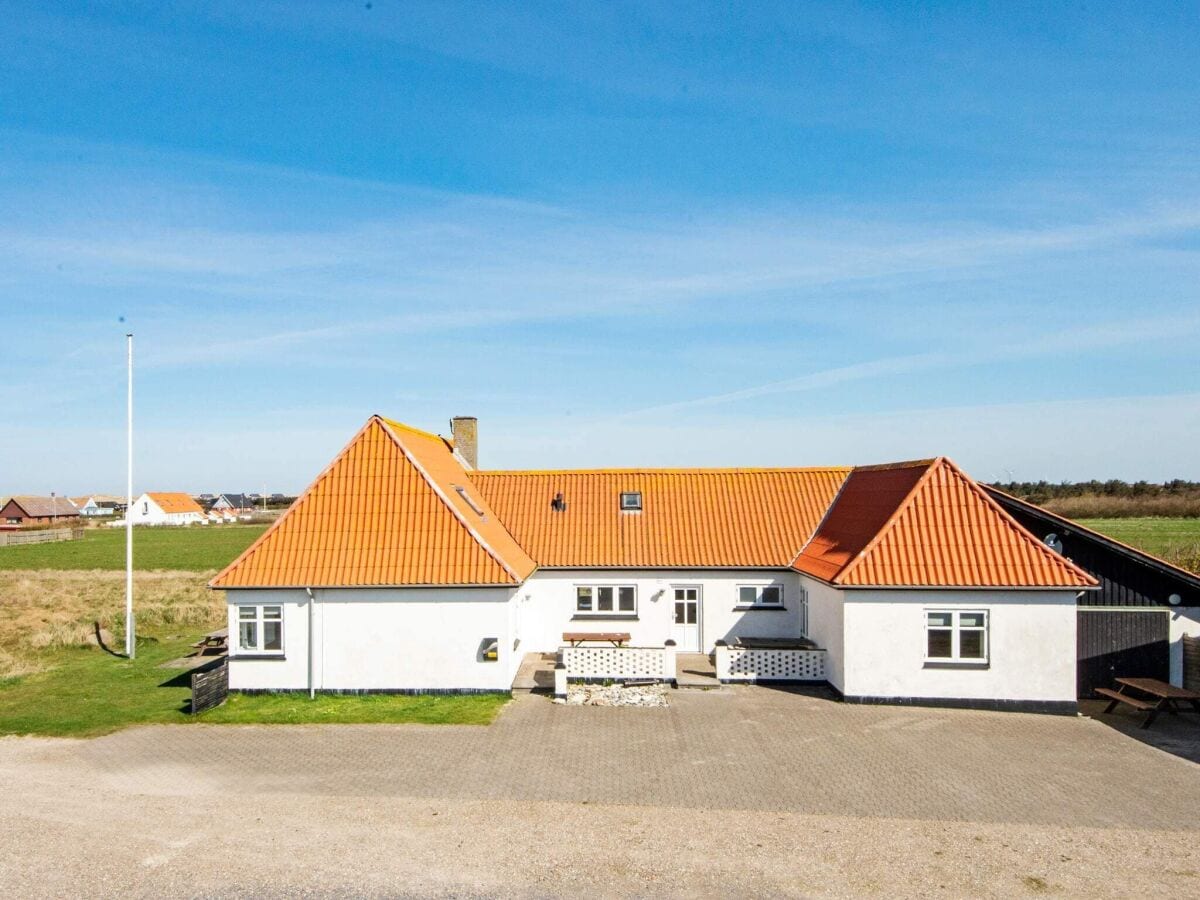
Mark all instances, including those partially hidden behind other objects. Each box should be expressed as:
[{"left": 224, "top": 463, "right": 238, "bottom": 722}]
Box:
[
  {"left": 236, "top": 604, "right": 285, "bottom": 655},
  {"left": 736, "top": 584, "right": 785, "bottom": 608},
  {"left": 575, "top": 584, "right": 638, "bottom": 616},
  {"left": 924, "top": 609, "right": 988, "bottom": 664},
  {"left": 620, "top": 491, "right": 642, "bottom": 511}
]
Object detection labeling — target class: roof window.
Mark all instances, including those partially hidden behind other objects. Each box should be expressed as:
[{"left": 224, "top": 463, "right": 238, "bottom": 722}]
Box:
[{"left": 620, "top": 491, "right": 642, "bottom": 512}]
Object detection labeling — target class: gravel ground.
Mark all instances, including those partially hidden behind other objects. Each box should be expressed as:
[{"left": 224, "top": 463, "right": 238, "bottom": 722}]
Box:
[{"left": 1, "top": 689, "right": 1197, "bottom": 897}]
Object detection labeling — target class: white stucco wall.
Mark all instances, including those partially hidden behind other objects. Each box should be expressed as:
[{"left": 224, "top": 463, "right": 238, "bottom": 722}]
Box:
[
  {"left": 840, "top": 589, "right": 1079, "bottom": 703},
  {"left": 226, "top": 587, "right": 517, "bottom": 692},
  {"left": 801, "top": 576, "right": 845, "bottom": 693},
  {"left": 514, "top": 569, "right": 807, "bottom": 653},
  {"left": 1170, "top": 607, "right": 1200, "bottom": 686}
]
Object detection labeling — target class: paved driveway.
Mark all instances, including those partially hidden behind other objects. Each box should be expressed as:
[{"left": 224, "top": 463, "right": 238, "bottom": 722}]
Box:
[
  {"left": 2, "top": 687, "right": 1199, "bottom": 897},
  {"left": 75, "top": 686, "right": 1200, "bottom": 827}
]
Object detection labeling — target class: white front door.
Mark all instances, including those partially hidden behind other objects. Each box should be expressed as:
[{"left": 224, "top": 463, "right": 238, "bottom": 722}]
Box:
[{"left": 671, "top": 586, "right": 701, "bottom": 652}]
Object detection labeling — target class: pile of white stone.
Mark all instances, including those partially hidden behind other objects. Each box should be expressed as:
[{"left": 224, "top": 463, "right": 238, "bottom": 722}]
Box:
[{"left": 557, "top": 683, "right": 670, "bottom": 707}]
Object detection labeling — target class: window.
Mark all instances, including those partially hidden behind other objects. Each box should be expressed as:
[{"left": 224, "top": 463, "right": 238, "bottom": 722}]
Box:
[
  {"left": 925, "top": 610, "right": 988, "bottom": 663},
  {"left": 142, "top": 501, "right": 148, "bottom": 514},
  {"left": 238, "top": 605, "right": 283, "bottom": 654},
  {"left": 736, "top": 585, "right": 784, "bottom": 607},
  {"left": 620, "top": 491, "right": 642, "bottom": 511},
  {"left": 576, "top": 585, "right": 636, "bottom": 615}
]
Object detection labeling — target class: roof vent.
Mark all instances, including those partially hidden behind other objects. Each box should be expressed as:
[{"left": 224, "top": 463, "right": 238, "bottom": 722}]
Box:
[
  {"left": 551, "top": 492, "right": 567, "bottom": 512},
  {"left": 454, "top": 485, "right": 485, "bottom": 518},
  {"left": 620, "top": 491, "right": 642, "bottom": 512}
]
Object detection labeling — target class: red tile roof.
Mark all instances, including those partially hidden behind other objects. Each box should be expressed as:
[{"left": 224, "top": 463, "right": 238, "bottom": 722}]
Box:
[
  {"left": 211, "top": 417, "right": 534, "bottom": 588},
  {"left": 793, "top": 458, "right": 1097, "bottom": 589},
  {"left": 212, "top": 416, "right": 1099, "bottom": 590},
  {"left": 470, "top": 468, "right": 851, "bottom": 568}
]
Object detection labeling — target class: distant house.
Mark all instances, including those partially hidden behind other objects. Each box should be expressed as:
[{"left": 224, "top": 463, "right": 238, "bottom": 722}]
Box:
[
  {"left": 71, "top": 495, "right": 122, "bottom": 517},
  {"left": 1, "top": 495, "right": 80, "bottom": 527},
  {"left": 211, "top": 494, "right": 257, "bottom": 515},
  {"left": 126, "top": 492, "right": 207, "bottom": 526}
]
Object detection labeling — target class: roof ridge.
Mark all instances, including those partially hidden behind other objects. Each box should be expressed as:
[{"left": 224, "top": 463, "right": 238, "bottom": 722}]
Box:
[
  {"left": 377, "top": 417, "right": 523, "bottom": 583},
  {"left": 379, "top": 415, "right": 452, "bottom": 446},
  {"left": 471, "top": 466, "right": 854, "bottom": 476},
  {"left": 945, "top": 464, "right": 1096, "bottom": 586},
  {"left": 851, "top": 459, "right": 938, "bottom": 472},
  {"left": 210, "top": 417, "right": 380, "bottom": 588},
  {"left": 831, "top": 457, "right": 944, "bottom": 585}
]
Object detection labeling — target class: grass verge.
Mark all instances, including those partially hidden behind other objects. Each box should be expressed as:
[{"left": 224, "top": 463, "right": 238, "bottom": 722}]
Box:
[
  {"left": 0, "top": 629, "right": 509, "bottom": 737},
  {"left": 200, "top": 691, "right": 510, "bottom": 726}
]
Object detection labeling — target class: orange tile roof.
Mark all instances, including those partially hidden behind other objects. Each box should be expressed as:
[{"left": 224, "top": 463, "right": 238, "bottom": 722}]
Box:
[
  {"left": 793, "top": 458, "right": 1097, "bottom": 589},
  {"left": 211, "top": 415, "right": 1100, "bottom": 590},
  {"left": 211, "top": 417, "right": 535, "bottom": 588},
  {"left": 147, "top": 492, "right": 204, "bottom": 515},
  {"left": 470, "top": 468, "right": 851, "bottom": 568}
]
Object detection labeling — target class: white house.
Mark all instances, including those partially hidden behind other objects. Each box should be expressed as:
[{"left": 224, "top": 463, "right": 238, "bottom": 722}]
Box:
[
  {"left": 212, "top": 414, "right": 1099, "bottom": 712},
  {"left": 71, "top": 495, "right": 121, "bottom": 517},
  {"left": 127, "top": 492, "right": 207, "bottom": 526}
]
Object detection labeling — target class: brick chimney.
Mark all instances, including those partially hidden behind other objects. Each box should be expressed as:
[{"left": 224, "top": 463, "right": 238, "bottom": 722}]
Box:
[{"left": 450, "top": 416, "right": 478, "bottom": 469}]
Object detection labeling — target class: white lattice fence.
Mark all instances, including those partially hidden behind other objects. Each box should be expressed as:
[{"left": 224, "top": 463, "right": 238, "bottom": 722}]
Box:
[
  {"left": 717, "top": 646, "right": 826, "bottom": 682},
  {"left": 563, "top": 646, "right": 668, "bottom": 681}
]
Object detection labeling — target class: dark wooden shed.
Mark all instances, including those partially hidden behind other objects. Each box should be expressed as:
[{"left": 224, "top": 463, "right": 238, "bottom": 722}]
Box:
[{"left": 984, "top": 486, "right": 1200, "bottom": 697}]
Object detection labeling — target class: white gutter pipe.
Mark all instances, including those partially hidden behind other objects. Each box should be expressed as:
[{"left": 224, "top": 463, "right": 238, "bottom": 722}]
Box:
[{"left": 305, "top": 587, "right": 316, "bottom": 699}]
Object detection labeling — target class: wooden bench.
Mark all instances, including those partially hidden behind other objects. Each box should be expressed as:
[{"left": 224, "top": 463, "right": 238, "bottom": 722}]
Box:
[
  {"left": 562, "top": 631, "right": 631, "bottom": 647},
  {"left": 1098, "top": 678, "right": 1200, "bottom": 729},
  {"left": 1096, "top": 687, "right": 1155, "bottom": 712}
]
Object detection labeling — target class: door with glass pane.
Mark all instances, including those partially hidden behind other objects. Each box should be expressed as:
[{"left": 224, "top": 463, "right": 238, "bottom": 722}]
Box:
[{"left": 671, "top": 586, "right": 701, "bottom": 651}]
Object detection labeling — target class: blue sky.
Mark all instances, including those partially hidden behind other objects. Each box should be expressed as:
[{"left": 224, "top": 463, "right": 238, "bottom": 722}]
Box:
[{"left": 3, "top": 2, "right": 1199, "bottom": 494}]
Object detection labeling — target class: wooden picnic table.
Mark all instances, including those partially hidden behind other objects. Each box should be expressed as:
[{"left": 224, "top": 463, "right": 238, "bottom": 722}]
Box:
[
  {"left": 192, "top": 627, "right": 229, "bottom": 657},
  {"left": 562, "top": 631, "right": 631, "bottom": 647},
  {"left": 1097, "top": 677, "right": 1200, "bottom": 729}
]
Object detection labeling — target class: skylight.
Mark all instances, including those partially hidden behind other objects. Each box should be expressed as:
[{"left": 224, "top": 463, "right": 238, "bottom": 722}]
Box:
[{"left": 620, "top": 491, "right": 642, "bottom": 511}]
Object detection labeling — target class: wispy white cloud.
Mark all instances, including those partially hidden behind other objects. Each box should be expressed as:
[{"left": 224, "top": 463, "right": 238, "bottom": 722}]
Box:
[{"left": 617, "top": 311, "right": 1200, "bottom": 417}]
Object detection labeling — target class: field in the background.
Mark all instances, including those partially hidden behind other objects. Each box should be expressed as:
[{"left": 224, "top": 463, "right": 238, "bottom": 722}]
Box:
[
  {"left": 1078, "top": 518, "right": 1200, "bottom": 574},
  {"left": 0, "top": 524, "right": 266, "bottom": 571}
]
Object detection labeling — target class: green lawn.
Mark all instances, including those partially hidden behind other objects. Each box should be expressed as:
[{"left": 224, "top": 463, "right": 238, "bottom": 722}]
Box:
[
  {"left": 1077, "top": 517, "right": 1200, "bottom": 571},
  {"left": 0, "top": 525, "right": 267, "bottom": 571},
  {"left": 0, "top": 629, "right": 509, "bottom": 737}
]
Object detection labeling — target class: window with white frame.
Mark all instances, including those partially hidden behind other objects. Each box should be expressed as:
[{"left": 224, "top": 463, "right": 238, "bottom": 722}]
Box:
[
  {"left": 238, "top": 605, "right": 283, "bottom": 654},
  {"left": 925, "top": 610, "right": 988, "bottom": 663},
  {"left": 576, "top": 585, "right": 637, "bottom": 615},
  {"left": 736, "top": 584, "right": 784, "bottom": 607}
]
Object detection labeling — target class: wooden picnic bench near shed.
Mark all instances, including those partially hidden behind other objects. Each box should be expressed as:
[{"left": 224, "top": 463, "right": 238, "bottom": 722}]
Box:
[{"left": 1097, "top": 677, "right": 1200, "bottom": 729}]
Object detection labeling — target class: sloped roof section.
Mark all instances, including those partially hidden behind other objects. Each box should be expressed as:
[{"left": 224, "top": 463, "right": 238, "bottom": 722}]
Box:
[
  {"left": 148, "top": 493, "right": 204, "bottom": 515},
  {"left": 5, "top": 495, "right": 79, "bottom": 517},
  {"left": 470, "top": 468, "right": 851, "bottom": 568},
  {"left": 793, "top": 458, "right": 1097, "bottom": 589},
  {"left": 211, "top": 416, "right": 534, "bottom": 588}
]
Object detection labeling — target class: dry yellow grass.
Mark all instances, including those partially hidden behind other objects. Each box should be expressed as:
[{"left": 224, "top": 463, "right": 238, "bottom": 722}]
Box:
[{"left": 0, "top": 570, "right": 224, "bottom": 679}]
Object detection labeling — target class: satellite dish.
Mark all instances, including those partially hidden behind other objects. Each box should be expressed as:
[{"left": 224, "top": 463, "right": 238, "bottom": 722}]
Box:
[
  {"left": 1168, "top": 593, "right": 1182, "bottom": 606},
  {"left": 1044, "top": 533, "right": 1064, "bottom": 554}
]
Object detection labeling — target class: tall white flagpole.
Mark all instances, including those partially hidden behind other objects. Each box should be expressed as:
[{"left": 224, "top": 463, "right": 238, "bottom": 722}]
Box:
[{"left": 125, "top": 333, "right": 135, "bottom": 659}]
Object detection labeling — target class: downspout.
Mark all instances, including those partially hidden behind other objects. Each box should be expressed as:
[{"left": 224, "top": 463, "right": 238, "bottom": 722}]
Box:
[{"left": 305, "top": 587, "right": 316, "bottom": 699}]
